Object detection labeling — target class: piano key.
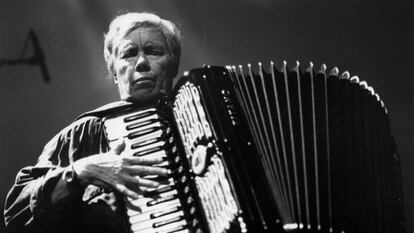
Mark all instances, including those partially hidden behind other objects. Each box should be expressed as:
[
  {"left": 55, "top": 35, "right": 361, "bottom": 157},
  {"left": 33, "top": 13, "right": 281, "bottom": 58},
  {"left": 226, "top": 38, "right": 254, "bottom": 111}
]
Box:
[
  {"left": 127, "top": 198, "right": 181, "bottom": 219},
  {"left": 126, "top": 189, "right": 178, "bottom": 209},
  {"left": 126, "top": 118, "right": 162, "bottom": 131},
  {"left": 147, "top": 193, "right": 178, "bottom": 207},
  {"left": 127, "top": 125, "right": 164, "bottom": 140},
  {"left": 129, "top": 202, "right": 183, "bottom": 223},
  {"left": 153, "top": 219, "right": 189, "bottom": 233},
  {"left": 133, "top": 145, "right": 166, "bottom": 157},
  {"left": 142, "top": 181, "right": 174, "bottom": 193},
  {"left": 115, "top": 140, "right": 166, "bottom": 156},
  {"left": 131, "top": 220, "right": 189, "bottom": 233},
  {"left": 123, "top": 108, "right": 159, "bottom": 122},
  {"left": 151, "top": 206, "right": 182, "bottom": 219},
  {"left": 131, "top": 136, "right": 165, "bottom": 150},
  {"left": 104, "top": 112, "right": 161, "bottom": 138},
  {"left": 153, "top": 213, "right": 185, "bottom": 228},
  {"left": 106, "top": 121, "right": 164, "bottom": 141},
  {"left": 130, "top": 206, "right": 185, "bottom": 225},
  {"left": 130, "top": 212, "right": 186, "bottom": 232},
  {"left": 135, "top": 149, "right": 167, "bottom": 159},
  {"left": 105, "top": 108, "right": 158, "bottom": 126}
]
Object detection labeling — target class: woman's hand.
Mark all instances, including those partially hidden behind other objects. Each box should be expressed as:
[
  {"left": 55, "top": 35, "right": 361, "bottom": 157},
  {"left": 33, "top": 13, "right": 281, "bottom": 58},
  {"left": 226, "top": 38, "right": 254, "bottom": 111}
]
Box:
[{"left": 72, "top": 139, "right": 169, "bottom": 199}]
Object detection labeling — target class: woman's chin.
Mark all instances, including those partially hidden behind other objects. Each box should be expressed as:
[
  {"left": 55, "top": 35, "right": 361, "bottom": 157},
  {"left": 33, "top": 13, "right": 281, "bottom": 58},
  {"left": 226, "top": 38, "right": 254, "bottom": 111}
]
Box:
[{"left": 125, "top": 89, "right": 161, "bottom": 103}]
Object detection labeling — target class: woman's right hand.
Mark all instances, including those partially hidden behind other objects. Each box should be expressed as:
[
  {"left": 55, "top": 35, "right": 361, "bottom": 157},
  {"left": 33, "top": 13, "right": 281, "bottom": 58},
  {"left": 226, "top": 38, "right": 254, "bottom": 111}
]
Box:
[{"left": 72, "top": 139, "right": 169, "bottom": 199}]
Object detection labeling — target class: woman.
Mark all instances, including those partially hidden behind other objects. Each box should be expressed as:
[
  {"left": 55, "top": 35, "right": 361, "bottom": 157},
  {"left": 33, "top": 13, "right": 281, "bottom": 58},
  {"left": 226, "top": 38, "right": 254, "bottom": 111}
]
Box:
[{"left": 4, "top": 12, "right": 182, "bottom": 233}]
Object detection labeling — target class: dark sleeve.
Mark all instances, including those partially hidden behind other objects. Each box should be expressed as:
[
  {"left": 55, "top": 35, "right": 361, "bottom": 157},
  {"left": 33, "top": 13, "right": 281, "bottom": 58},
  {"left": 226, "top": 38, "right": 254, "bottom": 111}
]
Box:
[{"left": 4, "top": 116, "right": 108, "bottom": 232}]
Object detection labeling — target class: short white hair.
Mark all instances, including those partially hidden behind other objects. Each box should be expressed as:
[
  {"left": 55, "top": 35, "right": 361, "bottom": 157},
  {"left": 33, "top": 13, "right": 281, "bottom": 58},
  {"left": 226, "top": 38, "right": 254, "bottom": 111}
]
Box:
[{"left": 104, "top": 12, "right": 182, "bottom": 77}]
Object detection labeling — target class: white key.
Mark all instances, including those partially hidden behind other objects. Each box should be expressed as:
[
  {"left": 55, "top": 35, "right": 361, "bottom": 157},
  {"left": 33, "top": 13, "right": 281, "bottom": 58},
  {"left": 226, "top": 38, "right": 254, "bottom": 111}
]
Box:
[
  {"left": 127, "top": 198, "right": 180, "bottom": 218},
  {"left": 139, "top": 150, "right": 167, "bottom": 160},
  {"left": 132, "top": 221, "right": 189, "bottom": 233},
  {"left": 105, "top": 112, "right": 161, "bottom": 140},
  {"left": 152, "top": 219, "right": 189, "bottom": 233},
  {"left": 128, "top": 201, "right": 182, "bottom": 222},
  {"left": 128, "top": 139, "right": 165, "bottom": 154},
  {"left": 126, "top": 189, "right": 179, "bottom": 215},
  {"left": 105, "top": 108, "right": 159, "bottom": 127},
  {"left": 130, "top": 211, "right": 186, "bottom": 232}
]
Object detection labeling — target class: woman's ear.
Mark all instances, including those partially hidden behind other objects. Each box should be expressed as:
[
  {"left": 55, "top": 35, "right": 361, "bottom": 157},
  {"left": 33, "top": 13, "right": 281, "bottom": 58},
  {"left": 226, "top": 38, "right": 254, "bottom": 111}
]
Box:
[{"left": 112, "top": 73, "right": 118, "bottom": 84}]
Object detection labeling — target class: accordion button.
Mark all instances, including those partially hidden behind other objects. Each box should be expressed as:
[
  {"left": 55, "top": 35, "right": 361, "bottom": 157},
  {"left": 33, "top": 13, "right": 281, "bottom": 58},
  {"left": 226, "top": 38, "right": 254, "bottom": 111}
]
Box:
[
  {"left": 178, "top": 166, "right": 184, "bottom": 173},
  {"left": 172, "top": 146, "right": 177, "bottom": 153},
  {"left": 189, "top": 206, "right": 196, "bottom": 215},
  {"left": 192, "top": 218, "right": 199, "bottom": 227},
  {"left": 186, "top": 196, "right": 193, "bottom": 204},
  {"left": 180, "top": 176, "right": 187, "bottom": 183}
]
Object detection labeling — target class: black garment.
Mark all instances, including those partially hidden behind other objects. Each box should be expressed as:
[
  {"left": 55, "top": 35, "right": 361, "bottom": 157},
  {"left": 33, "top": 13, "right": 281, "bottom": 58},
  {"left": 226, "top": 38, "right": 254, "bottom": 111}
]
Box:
[{"left": 4, "top": 101, "right": 136, "bottom": 233}]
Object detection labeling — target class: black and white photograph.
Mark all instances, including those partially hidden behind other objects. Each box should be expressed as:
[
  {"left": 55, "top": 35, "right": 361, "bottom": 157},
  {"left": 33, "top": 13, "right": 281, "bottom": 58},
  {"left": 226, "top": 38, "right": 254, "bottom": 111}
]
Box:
[{"left": 0, "top": 1, "right": 412, "bottom": 233}]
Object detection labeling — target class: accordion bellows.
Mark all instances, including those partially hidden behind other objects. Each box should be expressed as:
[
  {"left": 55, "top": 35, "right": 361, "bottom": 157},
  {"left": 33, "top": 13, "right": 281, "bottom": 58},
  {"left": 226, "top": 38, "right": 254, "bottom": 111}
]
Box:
[{"left": 103, "top": 61, "right": 405, "bottom": 233}]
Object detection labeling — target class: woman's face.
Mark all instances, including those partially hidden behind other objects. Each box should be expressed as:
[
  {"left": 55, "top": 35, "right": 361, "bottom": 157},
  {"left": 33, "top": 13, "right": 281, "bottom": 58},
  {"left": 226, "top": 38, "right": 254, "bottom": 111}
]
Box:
[{"left": 113, "top": 27, "right": 175, "bottom": 102}]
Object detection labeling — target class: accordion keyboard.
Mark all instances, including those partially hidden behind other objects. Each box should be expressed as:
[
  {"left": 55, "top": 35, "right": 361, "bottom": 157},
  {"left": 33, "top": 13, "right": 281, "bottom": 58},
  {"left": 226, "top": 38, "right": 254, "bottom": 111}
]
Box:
[{"left": 104, "top": 107, "right": 202, "bottom": 233}]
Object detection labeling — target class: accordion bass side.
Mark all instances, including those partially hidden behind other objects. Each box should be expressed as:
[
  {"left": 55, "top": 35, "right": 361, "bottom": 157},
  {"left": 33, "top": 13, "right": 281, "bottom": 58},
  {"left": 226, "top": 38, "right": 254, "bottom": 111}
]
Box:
[{"left": 103, "top": 62, "right": 405, "bottom": 233}]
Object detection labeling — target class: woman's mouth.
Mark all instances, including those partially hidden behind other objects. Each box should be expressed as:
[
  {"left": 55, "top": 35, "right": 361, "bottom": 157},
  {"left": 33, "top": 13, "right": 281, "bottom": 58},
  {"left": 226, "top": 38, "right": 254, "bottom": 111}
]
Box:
[{"left": 133, "top": 77, "right": 156, "bottom": 89}]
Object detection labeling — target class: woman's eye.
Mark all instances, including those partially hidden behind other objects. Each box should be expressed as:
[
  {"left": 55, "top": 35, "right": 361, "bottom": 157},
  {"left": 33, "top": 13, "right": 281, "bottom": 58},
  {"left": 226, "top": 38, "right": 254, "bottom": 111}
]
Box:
[
  {"left": 120, "top": 49, "right": 137, "bottom": 59},
  {"left": 145, "top": 47, "right": 165, "bottom": 56}
]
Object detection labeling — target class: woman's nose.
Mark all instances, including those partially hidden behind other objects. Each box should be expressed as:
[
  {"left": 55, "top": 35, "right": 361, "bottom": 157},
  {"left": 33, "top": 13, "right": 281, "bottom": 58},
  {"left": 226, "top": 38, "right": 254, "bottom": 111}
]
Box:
[{"left": 135, "top": 55, "right": 150, "bottom": 72}]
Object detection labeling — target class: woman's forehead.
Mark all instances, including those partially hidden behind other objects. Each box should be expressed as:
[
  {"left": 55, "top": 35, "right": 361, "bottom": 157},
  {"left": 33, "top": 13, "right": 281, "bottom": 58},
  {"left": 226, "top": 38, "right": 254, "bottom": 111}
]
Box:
[
  {"left": 114, "top": 28, "right": 167, "bottom": 51},
  {"left": 125, "top": 28, "right": 166, "bottom": 43}
]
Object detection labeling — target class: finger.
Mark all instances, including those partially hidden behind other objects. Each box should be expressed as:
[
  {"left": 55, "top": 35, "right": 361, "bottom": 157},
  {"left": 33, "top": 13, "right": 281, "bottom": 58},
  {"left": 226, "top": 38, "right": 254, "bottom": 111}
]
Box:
[
  {"left": 112, "top": 139, "right": 126, "bottom": 155},
  {"left": 126, "top": 165, "right": 170, "bottom": 177},
  {"left": 115, "top": 183, "right": 139, "bottom": 199},
  {"left": 139, "top": 152, "right": 168, "bottom": 161},
  {"left": 136, "top": 177, "right": 161, "bottom": 188},
  {"left": 147, "top": 175, "right": 171, "bottom": 183},
  {"left": 93, "top": 180, "right": 113, "bottom": 191},
  {"left": 127, "top": 156, "right": 165, "bottom": 165}
]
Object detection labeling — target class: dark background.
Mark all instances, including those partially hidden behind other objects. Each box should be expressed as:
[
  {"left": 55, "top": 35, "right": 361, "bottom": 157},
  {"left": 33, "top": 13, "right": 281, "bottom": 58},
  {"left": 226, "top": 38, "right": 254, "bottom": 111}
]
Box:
[{"left": 0, "top": 0, "right": 412, "bottom": 232}]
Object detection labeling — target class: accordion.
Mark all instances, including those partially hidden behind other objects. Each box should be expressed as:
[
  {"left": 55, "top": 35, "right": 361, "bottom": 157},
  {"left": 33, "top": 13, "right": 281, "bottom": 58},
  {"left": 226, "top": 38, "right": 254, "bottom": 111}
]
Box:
[{"left": 103, "top": 62, "right": 405, "bottom": 233}]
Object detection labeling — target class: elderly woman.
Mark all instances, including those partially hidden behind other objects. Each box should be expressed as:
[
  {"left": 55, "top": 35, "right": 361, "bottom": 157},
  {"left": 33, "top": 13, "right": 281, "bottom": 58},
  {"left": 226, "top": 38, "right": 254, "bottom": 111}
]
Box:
[{"left": 4, "top": 12, "right": 182, "bottom": 233}]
